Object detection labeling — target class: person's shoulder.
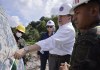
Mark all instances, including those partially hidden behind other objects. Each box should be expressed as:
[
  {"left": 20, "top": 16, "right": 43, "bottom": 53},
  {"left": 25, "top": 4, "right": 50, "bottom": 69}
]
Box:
[
  {"left": 63, "top": 22, "right": 75, "bottom": 30},
  {"left": 40, "top": 32, "right": 48, "bottom": 38},
  {"left": 80, "top": 25, "right": 100, "bottom": 41},
  {"left": 87, "top": 25, "right": 100, "bottom": 36},
  {"left": 95, "top": 26, "right": 100, "bottom": 35},
  {"left": 18, "top": 37, "right": 25, "bottom": 41}
]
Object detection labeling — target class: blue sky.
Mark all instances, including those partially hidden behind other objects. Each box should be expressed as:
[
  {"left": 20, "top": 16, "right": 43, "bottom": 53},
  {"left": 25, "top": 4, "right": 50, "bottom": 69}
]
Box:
[{"left": 0, "top": 0, "right": 73, "bottom": 27}]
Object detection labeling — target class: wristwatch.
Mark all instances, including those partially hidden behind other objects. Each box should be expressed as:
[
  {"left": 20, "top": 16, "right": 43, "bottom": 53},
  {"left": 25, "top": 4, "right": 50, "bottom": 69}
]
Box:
[{"left": 24, "top": 47, "right": 29, "bottom": 53}]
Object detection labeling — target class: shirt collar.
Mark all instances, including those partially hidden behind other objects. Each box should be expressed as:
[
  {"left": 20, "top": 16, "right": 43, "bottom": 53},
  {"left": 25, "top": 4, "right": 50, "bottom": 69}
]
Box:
[{"left": 59, "top": 22, "right": 72, "bottom": 27}]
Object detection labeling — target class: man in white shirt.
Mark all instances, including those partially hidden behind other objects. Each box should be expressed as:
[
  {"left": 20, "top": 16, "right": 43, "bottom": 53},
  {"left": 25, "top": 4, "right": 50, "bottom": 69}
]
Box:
[{"left": 14, "top": 3, "right": 75, "bottom": 70}]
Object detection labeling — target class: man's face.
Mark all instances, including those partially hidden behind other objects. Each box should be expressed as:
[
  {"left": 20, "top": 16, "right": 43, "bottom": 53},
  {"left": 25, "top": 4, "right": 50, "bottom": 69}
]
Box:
[
  {"left": 73, "top": 4, "right": 94, "bottom": 30},
  {"left": 58, "top": 15, "right": 69, "bottom": 25}
]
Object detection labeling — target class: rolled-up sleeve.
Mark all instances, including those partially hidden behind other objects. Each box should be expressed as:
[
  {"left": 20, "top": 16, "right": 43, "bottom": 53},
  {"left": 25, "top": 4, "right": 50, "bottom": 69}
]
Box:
[{"left": 36, "top": 36, "right": 55, "bottom": 51}]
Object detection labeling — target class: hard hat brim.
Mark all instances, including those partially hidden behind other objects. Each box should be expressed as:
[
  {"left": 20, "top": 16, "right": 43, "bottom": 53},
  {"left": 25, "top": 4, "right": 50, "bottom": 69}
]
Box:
[
  {"left": 70, "top": 3, "right": 83, "bottom": 15},
  {"left": 18, "top": 30, "right": 25, "bottom": 33},
  {"left": 58, "top": 13, "right": 69, "bottom": 16},
  {"left": 70, "top": 0, "right": 89, "bottom": 15}
]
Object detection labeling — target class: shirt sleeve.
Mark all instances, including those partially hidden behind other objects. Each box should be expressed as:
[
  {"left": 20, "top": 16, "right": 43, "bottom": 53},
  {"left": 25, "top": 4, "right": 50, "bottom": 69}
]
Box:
[{"left": 36, "top": 27, "right": 75, "bottom": 51}]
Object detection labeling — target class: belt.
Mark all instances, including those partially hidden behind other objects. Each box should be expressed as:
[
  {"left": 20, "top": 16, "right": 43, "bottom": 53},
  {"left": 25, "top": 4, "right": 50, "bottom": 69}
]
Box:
[{"left": 49, "top": 54, "right": 71, "bottom": 58}]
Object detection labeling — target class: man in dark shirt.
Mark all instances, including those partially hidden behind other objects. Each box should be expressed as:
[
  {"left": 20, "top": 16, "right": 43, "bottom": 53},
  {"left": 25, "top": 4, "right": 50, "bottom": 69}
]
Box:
[{"left": 37, "top": 20, "right": 55, "bottom": 70}]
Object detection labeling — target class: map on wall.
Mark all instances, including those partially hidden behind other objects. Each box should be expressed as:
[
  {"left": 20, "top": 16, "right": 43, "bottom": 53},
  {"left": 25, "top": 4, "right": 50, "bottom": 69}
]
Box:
[{"left": 0, "top": 6, "right": 24, "bottom": 70}]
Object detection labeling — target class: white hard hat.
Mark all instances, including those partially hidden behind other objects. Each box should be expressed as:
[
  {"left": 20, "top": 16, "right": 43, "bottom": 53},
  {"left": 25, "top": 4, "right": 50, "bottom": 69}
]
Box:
[
  {"left": 46, "top": 20, "right": 55, "bottom": 26},
  {"left": 58, "top": 3, "right": 72, "bottom": 15},
  {"left": 70, "top": 0, "right": 90, "bottom": 14}
]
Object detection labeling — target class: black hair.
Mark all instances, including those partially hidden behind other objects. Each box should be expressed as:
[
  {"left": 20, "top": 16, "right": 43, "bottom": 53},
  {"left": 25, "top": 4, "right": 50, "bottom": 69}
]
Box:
[
  {"left": 89, "top": 0, "right": 100, "bottom": 11},
  {"left": 89, "top": 0, "right": 100, "bottom": 3}
]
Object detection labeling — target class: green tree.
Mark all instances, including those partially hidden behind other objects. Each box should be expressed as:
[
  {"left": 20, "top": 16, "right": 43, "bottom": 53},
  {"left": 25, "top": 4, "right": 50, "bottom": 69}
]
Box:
[
  {"left": 51, "top": 15, "right": 59, "bottom": 30},
  {"left": 36, "top": 20, "right": 46, "bottom": 33}
]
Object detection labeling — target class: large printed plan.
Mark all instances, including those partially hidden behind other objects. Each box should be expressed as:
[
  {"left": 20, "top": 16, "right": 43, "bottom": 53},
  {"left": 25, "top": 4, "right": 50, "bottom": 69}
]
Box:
[{"left": 0, "top": 6, "right": 24, "bottom": 70}]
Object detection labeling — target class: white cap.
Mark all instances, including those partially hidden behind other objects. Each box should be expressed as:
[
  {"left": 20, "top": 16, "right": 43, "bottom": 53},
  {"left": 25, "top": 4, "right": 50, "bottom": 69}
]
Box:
[
  {"left": 70, "top": 0, "right": 90, "bottom": 14},
  {"left": 46, "top": 20, "right": 55, "bottom": 26},
  {"left": 58, "top": 3, "right": 72, "bottom": 15}
]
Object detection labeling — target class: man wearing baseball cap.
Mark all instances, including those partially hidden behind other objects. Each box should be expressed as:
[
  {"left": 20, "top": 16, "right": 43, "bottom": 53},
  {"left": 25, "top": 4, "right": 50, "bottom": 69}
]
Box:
[{"left": 60, "top": 0, "right": 100, "bottom": 70}]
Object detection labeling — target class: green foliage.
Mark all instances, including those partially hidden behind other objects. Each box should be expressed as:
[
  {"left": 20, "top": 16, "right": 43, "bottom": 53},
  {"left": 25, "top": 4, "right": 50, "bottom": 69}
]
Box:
[
  {"left": 51, "top": 15, "right": 59, "bottom": 30},
  {"left": 25, "top": 24, "right": 40, "bottom": 42},
  {"left": 32, "top": 29, "right": 40, "bottom": 41},
  {"left": 11, "top": 16, "right": 59, "bottom": 45},
  {"left": 11, "top": 27, "right": 17, "bottom": 34},
  {"left": 26, "top": 39, "right": 36, "bottom": 45},
  {"left": 25, "top": 16, "right": 59, "bottom": 45},
  {"left": 36, "top": 20, "right": 46, "bottom": 33}
]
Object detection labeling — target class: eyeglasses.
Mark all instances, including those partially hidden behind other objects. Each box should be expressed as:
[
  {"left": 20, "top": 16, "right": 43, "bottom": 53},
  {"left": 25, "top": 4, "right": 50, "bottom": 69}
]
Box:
[{"left": 46, "top": 26, "right": 53, "bottom": 28}]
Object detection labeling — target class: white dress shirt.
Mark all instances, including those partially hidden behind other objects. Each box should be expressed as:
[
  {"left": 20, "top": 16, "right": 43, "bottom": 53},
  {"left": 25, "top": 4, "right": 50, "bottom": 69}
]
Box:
[{"left": 36, "top": 22, "right": 75, "bottom": 55}]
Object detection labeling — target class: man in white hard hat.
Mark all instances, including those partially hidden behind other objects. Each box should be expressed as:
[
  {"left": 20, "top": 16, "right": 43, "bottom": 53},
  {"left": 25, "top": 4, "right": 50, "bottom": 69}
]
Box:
[
  {"left": 14, "top": 3, "right": 75, "bottom": 70},
  {"left": 48, "top": 3, "right": 75, "bottom": 70},
  {"left": 60, "top": 0, "right": 100, "bottom": 70}
]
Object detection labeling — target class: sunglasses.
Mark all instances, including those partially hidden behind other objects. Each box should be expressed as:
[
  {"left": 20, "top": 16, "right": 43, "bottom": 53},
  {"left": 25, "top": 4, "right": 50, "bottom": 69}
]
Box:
[{"left": 46, "top": 26, "right": 53, "bottom": 28}]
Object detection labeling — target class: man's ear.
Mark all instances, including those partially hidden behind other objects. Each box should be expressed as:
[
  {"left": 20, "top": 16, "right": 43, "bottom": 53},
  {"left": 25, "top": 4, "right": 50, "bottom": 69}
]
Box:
[
  {"left": 68, "top": 16, "right": 71, "bottom": 20},
  {"left": 90, "top": 6, "right": 99, "bottom": 17}
]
